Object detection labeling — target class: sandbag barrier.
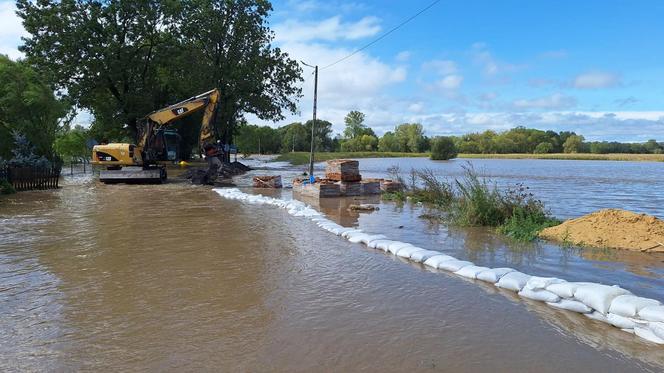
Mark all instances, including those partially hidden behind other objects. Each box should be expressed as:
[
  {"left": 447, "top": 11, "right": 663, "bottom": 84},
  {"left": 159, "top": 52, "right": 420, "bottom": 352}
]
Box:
[{"left": 214, "top": 188, "right": 664, "bottom": 345}]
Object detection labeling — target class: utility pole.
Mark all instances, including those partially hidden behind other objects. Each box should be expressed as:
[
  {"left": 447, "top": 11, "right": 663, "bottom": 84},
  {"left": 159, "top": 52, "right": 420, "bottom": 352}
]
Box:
[{"left": 302, "top": 62, "right": 318, "bottom": 180}]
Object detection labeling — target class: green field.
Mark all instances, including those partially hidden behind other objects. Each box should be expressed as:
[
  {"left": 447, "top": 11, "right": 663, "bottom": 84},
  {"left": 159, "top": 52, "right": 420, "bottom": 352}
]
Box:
[
  {"left": 457, "top": 153, "right": 664, "bottom": 162},
  {"left": 274, "top": 151, "right": 429, "bottom": 165},
  {"left": 273, "top": 151, "right": 664, "bottom": 165}
]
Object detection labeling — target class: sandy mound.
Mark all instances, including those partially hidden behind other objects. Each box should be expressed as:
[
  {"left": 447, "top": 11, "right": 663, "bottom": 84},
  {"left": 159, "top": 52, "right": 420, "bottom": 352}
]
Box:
[{"left": 539, "top": 209, "right": 664, "bottom": 252}]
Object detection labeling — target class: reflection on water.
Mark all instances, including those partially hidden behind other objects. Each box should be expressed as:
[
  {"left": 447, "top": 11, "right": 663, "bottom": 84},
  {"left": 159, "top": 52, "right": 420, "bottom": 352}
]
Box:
[{"left": 1, "top": 160, "right": 664, "bottom": 371}]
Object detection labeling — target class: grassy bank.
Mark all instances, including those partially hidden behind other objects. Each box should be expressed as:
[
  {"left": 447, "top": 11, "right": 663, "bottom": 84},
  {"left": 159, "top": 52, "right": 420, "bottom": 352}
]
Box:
[
  {"left": 274, "top": 151, "right": 429, "bottom": 165},
  {"left": 384, "top": 165, "right": 560, "bottom": 241},
  {"left": 458, "top": 153, "right": 664, "bottom": 162}
]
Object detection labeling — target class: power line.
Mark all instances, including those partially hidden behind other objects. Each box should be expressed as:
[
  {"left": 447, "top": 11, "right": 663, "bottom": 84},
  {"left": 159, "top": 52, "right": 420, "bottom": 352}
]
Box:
[{"left": 320, "top": 0, "right": 442, "bottom": 70}]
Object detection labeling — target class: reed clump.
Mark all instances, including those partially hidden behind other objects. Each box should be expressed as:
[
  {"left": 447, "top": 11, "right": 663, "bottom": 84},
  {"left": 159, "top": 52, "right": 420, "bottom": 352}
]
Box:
[{"left": 384, "top": 164, "right": 560, "bottom": 241}]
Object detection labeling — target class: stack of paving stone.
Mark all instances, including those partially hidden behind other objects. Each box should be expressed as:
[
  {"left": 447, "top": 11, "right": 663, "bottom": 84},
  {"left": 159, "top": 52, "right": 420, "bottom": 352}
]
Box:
[
  {"left": 360, "top": 179, "right": 381, "bottom": 195},
  {"left": 380, "top": 179, "right": 403, "bottom": 193},
  {"left": 325, "top": 160, "right": 361, "bottom": 182}
]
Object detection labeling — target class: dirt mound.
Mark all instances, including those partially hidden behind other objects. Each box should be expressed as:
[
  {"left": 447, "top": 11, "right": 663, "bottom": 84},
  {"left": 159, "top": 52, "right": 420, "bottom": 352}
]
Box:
[{"left": 539, "top": 209, "right": 664, "bottom": 252}]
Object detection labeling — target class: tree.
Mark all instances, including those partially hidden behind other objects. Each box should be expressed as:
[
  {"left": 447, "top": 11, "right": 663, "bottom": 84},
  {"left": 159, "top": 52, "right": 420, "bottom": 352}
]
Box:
[
  {"left": 18, "top": 0, "right": 175, "bottom": 140},
  {"left": 378, "top": 132, "right": 401, "bottom": 152},
  {"left": 342, "top": 110, "right": 374, "bottom": 139},
  {"left": 394, "top": 123, "right": 425, "bottom": 152},
  {"left": 533, "top": 142, "right": 554, "bottom": 154},
  {"left": 18, "top": 0, "right": 303, "bottom": 157},
  {"left": 235, "top": 124, "right": 282, "bottom": 154},
  {"left": 430, "top": 136, "right": 458, "bottom": 160},
  {"left": 0, "top": 55, "right": 67, "bottom": 160},
  {"left": 54, "top": 126, "right": 91, "bottom": 162},
  {"left": 305, "top": 119, "right": 334, "bottom": 152},
  {"left": 563, "top": 135, "right": 585, "bottom": 153},
  {"left": 175, "top": 0, "right": 303, "bottom": 149},
  {"left": 279, "top": 122, "right": 309, "bottom": 152},
  {"left": 644, "top": 139, "right": 663, "bottom": 154},
  {"left": 8, "top": 132, "right": 51, "bottom": 168}
]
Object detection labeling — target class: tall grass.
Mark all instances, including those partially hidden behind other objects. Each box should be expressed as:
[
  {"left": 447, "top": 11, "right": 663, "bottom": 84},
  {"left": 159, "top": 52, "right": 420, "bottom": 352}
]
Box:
[{"left": 386, "top": 163, "right": 560, "bottom": 241}]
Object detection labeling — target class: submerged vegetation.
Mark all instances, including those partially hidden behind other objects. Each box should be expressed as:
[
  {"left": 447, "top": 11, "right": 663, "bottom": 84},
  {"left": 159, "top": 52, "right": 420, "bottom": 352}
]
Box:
[{"left": 385, "top": 164, "right": 560, "bottom": 241}]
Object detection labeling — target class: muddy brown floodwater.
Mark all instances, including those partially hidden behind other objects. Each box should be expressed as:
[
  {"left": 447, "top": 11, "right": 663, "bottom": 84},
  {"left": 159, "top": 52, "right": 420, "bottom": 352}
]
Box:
[{"left": 1, "top": 161, "right": 664, "bottom": 372}]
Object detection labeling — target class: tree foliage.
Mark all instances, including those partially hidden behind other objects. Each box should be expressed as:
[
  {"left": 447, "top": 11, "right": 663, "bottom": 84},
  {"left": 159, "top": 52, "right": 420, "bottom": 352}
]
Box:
[
  {"left": 17, "top": 0, "right": 302, "bottom": 151},
  {"left": 54, "top": 126, "right": 92, "bottom": 161},
  {"left": 430, "top": 136, "right": 458, "bottom": 160},
  {"left": 0, "top": 55, "right": 67, "bottom": 160}
]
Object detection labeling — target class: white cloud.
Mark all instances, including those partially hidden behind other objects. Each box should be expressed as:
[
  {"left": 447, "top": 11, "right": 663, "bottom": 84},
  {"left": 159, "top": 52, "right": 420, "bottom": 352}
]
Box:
[
  {"left": 513, "top": 93, "right": 576, "bottom": 110},
  {"left": 573, "top": 71, "right": 621, "bottom": 89},
  {"left": 437, "top": 74, "right": 463, "bottom": 90},
  {"left": 471, "top": 42, "right": 524, "bottom": 77},
  {"left": 408, "top": 102, "right": 424, "bottom": 113},
  {"left": 0, "top": 2, "right": 26, "bottom": 60},
  {"left": 274, "top": 16, "right": 381, "bottom": 43},
  {"left": 395, "top": 51, "right": 411, "bottom": 62},
  {"left": 423, "top": 59, "right": 457, "bottom": 75}
]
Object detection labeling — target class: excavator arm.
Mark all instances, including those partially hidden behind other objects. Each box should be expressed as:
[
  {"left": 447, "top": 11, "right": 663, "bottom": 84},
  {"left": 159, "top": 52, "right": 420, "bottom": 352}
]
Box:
[{"left": 138, "top": 88, "right": 220, "bottom": 162}]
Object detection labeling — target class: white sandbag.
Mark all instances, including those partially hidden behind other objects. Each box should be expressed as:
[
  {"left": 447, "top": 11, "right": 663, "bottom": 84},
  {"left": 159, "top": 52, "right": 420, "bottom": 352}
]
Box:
[
  {"left": 476, "top": 268, "right": 515, "bottom": 283},
  {"left": 519, "top": 288, "right": 561, "bottom": 303},
  {"left": 331, "top": 227, "right": 353, "bottom": 236},
  {"left": 546, "top": 282, "right": 594, "bottom": 299},
  {"left": 387, "top": 242, "right": 414, "bottom": 255},
  {"left": 423, "top": 255, "right": 457, "bottom": 268},
  {"left": 606, "top": 313, "right": 636, "bottom": 329},
  {"left": 347, "top": 233, "right": 371, "bottom": 243},
  {"left": 574, "top": 284, "right": 631, "bottom": 314},
  {"left": 525, "top": 277, "right": 565, "bottom": 290},
  {"left": 409, "top": 250, "right": 442, "bottom": 263},
  {"left": 341, "top": 229, "right": 362, "bottom": 238},
  {"left": 634, "top": 325, "right": 664, "bottom": 344},
  {"left": 438, "top": 260, "right": 473, "bottom": 272},
  {"left": 395, "top": 246, "right": 426, "bottom": 258},
  {"left": 609, "top": 295, "right": 661, "bottom": 318},
  {"left": 455, "top": 265, "right": 490, "bottom": 279},
  {"left": 649, "top": 322, "right": 664, "bottom": 340},
  {"left": 546, "top": 299, "right": 592, "bottom": 314},
  {"left": 496, "top": 272, "right": 532, "bottom": 292},
  {"left": 585, "top": 311, "right": 610, "bottom": 323},
  {"left": 368, "top": 239, "right": 395, "bottom": 250},
  {"left": 639, "top": 305, "right": 664, "bottom": 322},
  {"left": 375, "top": 240, "right": 397, "bottom": 252},
  {"left": 361, "top": 234, "right": 387, "bottom": 245}
]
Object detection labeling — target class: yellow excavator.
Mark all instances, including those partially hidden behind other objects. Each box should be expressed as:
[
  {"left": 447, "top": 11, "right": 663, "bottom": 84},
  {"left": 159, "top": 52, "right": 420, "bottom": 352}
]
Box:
[{"left": 92, "top": 89, "right": 224, "bottom": 183}]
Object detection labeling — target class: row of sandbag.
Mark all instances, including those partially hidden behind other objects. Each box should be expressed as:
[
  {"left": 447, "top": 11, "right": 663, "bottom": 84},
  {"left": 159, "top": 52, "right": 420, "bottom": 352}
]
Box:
[{"left": 213, "top": 188, "right": 664, "bottom": 345}]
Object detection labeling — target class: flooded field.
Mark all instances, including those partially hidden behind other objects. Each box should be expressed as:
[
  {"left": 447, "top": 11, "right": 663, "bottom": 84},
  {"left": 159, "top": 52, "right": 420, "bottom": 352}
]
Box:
[{"left": 1, "top": 158, "right": 664, "bottom": 371}]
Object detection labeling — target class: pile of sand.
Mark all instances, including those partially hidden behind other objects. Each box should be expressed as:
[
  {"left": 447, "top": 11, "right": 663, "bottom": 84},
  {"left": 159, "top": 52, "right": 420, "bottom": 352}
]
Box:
[{"left": 539, "top": 209, "right": 664, "bottom": 252}]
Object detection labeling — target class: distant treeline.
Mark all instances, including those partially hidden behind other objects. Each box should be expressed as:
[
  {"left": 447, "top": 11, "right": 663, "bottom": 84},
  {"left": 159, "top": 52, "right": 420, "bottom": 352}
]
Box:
[{"left": 235, "top": 110, "right": 664, "bottom": 156}]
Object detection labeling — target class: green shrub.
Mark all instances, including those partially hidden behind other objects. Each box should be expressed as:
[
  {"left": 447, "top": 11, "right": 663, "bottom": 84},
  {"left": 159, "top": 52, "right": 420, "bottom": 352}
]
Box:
[
  {"left": 430, "top": 136, "right": 458, "bottom": 160},
  {"left": 1, "top": 179, "right": 15, "bottom": 195},
  {"left": 497, "top": 207, "right": 560, "bottom": 241},
  {"left": 385, "top": 162, "right": 560, "bottom": 241}
]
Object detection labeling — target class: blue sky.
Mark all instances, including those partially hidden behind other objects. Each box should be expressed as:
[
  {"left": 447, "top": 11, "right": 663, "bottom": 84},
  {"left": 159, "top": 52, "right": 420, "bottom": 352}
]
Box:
[{"left": 2, "top": 0, "right": 663, "bottom": 140}]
